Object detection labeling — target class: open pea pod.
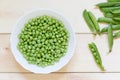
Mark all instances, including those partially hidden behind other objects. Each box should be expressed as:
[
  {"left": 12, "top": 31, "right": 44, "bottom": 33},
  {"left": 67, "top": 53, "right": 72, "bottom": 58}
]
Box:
[{"left": 88, "top": 42, "right": 105, "bottom": 71}]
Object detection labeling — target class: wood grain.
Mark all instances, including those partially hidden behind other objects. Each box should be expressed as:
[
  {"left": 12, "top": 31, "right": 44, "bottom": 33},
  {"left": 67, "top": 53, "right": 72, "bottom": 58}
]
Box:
[
  {"left": 1, "top": 34, "right": 120, "bottom": 72},
  {"left": 0, "top": 73, "right": 120, "bottom": 80},
  {"left": 0, "top": 0, "right": 105, "bottom": 33},
  {"left": 0, "top": 0, "right": 120, "bottom": 79}
]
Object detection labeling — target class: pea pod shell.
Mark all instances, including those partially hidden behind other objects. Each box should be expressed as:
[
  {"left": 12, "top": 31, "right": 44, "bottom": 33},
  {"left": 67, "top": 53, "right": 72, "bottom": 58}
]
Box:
[
  {"left": 112, "top": 9, "right": 120, "bottom": 14},
  {"left": 88, "top": 42, "right": 105, "bottom": 71},
  {"left": 96, "top": 2, "right": 120, "bottom": 7},
  {"left": 88, "top": 11, "right": 100, "bottom": 33},
  {"left": 113, "top": 17, "right": 120, "bottom": 21},
  {"left": 104, "top": 12, "right": 120, "bottom": 18},
  {"left": 91, "top": 43, "right": 102, "bottom": 64},
  {"left": 108, "top": 0, "right": 120, "bottom": 2},
  {"left": 108, "top": 24, "right": 114, "bottom": 52},
  {"left": 114, "top": 31, "right": 120, "bottom": 38},
  {"left": 83, "top": 10, "right": 95, "bottom": 32},
  {"left": 101, "top": 25, "right": 120, "bottom": 33},
  {"left": 100, "top": 7, "right": 120, "bottom": 12},
  {"left": 104, "top": 12, "right": 114, "bottom": 18},
  {"left": 98, "top": 17, "right": 119, "bottom": 24}
]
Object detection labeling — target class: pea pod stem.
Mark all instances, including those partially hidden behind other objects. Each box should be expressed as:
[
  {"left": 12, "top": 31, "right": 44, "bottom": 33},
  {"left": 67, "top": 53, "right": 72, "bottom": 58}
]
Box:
[
  {"left": 108, "top": 24, "right": 114, "bottom": 53},
  {"left": 88, "top": 42, "right": 105, "bottom": 71},
  {"left": 101, "top": 25, "right": 120, "bottom": 33}
]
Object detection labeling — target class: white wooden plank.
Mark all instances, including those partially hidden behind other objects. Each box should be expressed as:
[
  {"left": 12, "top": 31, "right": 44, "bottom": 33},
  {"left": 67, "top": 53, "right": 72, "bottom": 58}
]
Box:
[
  {"left": 0, "top": 0, "right": 106, "bottom": 33},
  {"left": 0, "top": 73, "right": 120, "bottom": 80},
  {"left": 0, "top": 34, "right": 120, "bottom": 72}
]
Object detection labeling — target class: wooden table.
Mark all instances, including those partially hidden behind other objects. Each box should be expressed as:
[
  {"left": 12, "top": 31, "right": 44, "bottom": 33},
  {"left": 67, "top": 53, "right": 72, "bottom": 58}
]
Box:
[{"left": 0, "top": 0, "right": 120, "bottom": 79}]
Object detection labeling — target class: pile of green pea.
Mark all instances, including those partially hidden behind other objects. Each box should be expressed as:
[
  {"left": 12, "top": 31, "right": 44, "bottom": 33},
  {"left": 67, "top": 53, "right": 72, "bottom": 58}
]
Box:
[{"left": 17, "top": 15, "right": 69, "bottom": 67}]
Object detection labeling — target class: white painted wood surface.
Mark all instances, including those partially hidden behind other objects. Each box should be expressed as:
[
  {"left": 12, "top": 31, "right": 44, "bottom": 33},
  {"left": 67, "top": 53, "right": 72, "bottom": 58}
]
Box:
[
  {"left": 0, "top": 0, "right": 106, "bottom": 33},
  {"left": 0, "top": 0, "right": 120, "bottom": 80}
]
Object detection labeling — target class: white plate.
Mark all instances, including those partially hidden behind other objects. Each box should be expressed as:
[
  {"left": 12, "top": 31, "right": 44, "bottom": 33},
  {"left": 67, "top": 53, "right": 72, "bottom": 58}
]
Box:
[{"left": 10, "top": 9, "right": 76, "bottom": 74}]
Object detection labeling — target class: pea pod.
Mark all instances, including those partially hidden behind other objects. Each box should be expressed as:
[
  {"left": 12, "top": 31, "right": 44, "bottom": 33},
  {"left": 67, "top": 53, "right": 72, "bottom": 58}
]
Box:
[
  {"left": 108, "top": 24, "right": 113, "bottom": 52},
  {"left": 104, "top": 12, "right": 114, "bottom": 18},
  {"left": 83, "top": 10, "right": 95, "bottom": 32},
  {"left": 96, "top": 2, "right": 120, "bottom": 7},
  {"left": 88, "top": 11, "right": 100, "bottom": 33},
  {"left": 101, "top": 25, "right": 120, "bottom": 33},
  {"left": 104, "top": 12, "right": 120, "bottom": 18},
  {"left": 112, "top": 9, "right": 120, "bottom": 14},
  {"left": 113, "top": 31, "right": 120, "bottom": 38},
  {"left": 113, "top": 17, "right": 120, "bottom": 21},
  {"left": 108, "top": 0, "right": 120, "bottom": 2},
  {"left": 100, "top": 6, "right": 120, "bottom": 12},
  {"left": 88, "top": 42, "right": 105, "bottom": 71},
  {"left": 98, "top": 17, "right": 119, "bottom": 24}
]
